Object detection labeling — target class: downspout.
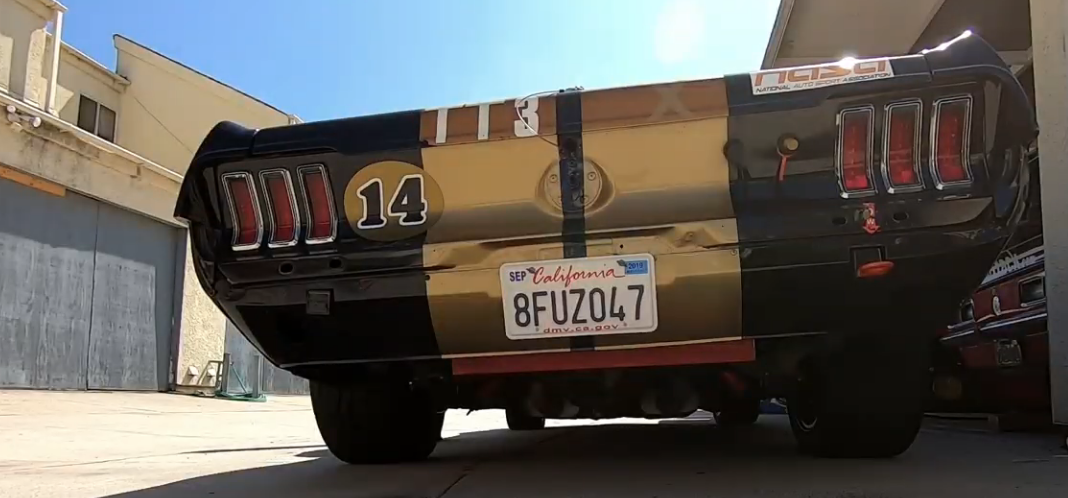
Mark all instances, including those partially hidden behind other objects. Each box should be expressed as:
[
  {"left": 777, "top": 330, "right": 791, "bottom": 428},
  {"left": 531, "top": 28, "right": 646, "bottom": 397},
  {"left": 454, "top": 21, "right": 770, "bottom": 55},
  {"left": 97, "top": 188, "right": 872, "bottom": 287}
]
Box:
[{"left": 44, "top": 5, "right": 66, "bottom": 115}]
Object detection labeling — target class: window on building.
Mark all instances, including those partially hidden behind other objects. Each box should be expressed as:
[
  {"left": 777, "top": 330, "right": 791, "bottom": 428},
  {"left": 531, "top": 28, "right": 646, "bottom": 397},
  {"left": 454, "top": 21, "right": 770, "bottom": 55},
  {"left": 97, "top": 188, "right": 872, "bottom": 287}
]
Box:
[{"left": 76, "top": 95, "right": 116, "bottom": 142}]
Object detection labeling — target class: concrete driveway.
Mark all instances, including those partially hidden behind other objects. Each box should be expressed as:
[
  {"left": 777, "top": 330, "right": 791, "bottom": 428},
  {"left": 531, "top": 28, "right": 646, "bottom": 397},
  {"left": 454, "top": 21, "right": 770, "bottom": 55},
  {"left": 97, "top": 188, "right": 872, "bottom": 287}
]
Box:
[{"left": 1, "top": 390, "right": 1066, "bottom": 498}]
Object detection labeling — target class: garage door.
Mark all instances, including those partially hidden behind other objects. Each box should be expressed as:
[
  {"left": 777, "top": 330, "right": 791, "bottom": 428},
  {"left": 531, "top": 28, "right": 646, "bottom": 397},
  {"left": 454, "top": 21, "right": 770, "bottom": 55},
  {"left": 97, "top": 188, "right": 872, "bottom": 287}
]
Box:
[
  {"left": 0, "top": 178, "right": 179, "bottom": 390},
  {"left": 224, "top": 321, "right": 308, "bottom": 395}
]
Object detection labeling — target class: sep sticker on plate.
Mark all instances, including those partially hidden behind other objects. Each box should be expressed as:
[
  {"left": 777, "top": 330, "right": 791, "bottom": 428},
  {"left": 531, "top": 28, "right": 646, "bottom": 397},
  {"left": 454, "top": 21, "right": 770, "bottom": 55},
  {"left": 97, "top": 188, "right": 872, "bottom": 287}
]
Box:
[
  {"left": 750, "top": 57, "right": 895, "bottom": 96},
  {"left": 500, "top": 254, "right": 658, "bottom": 340}
]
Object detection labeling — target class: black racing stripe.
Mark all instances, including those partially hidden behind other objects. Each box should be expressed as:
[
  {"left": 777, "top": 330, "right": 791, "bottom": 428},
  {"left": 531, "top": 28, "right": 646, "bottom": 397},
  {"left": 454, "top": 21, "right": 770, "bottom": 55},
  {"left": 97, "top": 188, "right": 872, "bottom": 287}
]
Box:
[{"left": 555, "top": 92, "right": 594, "bottom": 352}]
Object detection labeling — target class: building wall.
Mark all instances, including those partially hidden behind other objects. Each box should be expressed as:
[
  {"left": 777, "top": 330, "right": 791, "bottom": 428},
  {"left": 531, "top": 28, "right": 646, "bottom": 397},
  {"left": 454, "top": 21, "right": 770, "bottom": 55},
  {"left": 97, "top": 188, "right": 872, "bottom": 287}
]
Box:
[
  {"left": 0, "top": 0, "right": 51, "bottom": 101},
  {"left": 113, "top": 35, "right": 292, "bottom": 176},
  {"left": 44, "top": 42, "right": 126, "bottom": 129},
  {"left": 112, "top": 35, "right": 294, "bottom": 388},
  {"left": 2, "top": 0, "right": 298, "bottom": 391},
  {"left": 0, "top": 119, "right": 179, "bottom": 224}
]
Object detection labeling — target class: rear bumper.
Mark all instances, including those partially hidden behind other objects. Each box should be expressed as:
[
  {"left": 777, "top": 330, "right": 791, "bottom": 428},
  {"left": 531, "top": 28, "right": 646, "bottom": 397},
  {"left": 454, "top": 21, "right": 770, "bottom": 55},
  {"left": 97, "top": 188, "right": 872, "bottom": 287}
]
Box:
[
  {"left": 211, "top": 211, "right": 1012, "bottom": 371},
  {"left": 941, "top": 306, "right": 1049, "bottom": 370}
]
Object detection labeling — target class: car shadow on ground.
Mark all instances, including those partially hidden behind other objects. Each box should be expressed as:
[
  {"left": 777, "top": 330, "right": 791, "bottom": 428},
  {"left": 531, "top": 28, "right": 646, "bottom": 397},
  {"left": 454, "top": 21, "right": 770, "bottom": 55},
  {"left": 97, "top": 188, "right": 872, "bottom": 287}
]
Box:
[{"left": 102, "top": 416, "right": 1068, "bottom": 498}]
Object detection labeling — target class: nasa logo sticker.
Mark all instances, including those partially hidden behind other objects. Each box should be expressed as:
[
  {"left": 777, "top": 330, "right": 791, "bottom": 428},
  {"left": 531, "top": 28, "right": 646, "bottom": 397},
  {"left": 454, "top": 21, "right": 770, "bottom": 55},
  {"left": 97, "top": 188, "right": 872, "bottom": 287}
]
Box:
[{"left": 343, "top": 161, "right": 444, "bottom": 242}]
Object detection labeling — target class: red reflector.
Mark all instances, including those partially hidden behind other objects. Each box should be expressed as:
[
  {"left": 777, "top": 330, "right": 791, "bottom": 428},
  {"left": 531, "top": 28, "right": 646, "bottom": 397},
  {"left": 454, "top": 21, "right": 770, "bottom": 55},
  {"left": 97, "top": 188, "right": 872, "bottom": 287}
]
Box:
[
  {"left": 223, "top": 173, "right": 261, "bottom": 250},
  {"left": 261, "top": 170, "right": 298, "bottom": 246},
  {"left": 857, "top": 261, "right": 894, "bottom": 278},
  {"left": 299, "top": 165, "right": 336, "bottom": 243},
  {"left": 884, "top": 102, "right": 922, "bottom": 191},
  {"left": 933, "top": 97, "right": 972, "bottom": 186},
  {"left": 838, "top": 107, "right": 874, "bottom": 195}
]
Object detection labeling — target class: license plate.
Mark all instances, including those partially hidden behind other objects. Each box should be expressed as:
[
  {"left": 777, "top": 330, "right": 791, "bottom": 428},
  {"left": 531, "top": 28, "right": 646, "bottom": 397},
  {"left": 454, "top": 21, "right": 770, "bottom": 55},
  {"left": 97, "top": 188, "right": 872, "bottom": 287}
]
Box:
[{"left": 499, "top": 254, "right": 658, "bottom": 340}]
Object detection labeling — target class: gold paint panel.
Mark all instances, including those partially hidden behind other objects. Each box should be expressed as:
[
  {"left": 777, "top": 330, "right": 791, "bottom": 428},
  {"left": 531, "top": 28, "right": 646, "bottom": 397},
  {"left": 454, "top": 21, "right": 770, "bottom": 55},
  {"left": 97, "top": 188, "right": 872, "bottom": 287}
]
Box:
[
  {"left": 581, "top": 118, "right": 735, "bottom": 234},
  {"left": 419, "top": 77, "right": 727, "bottom": 147},
  {"left": 421, "top": 104, "right": 742, "bottom": 356},
  {"left": 582, "top": 79, "right": 729, "bottom": 131},
  {"left": 596, "top": 249, "right": 741, "bottom": 348},
  {"left": 421, "top": 138, "right": 562, "bottom": 246},
  {"left": 420, "top": 97, "right": 559, "bottom": 145},
  {"left": 427, "top": 259, "right": 570, "bottom": 356},
  {"left": 427, "top": 243, "right": 741, "bottom": 356},
  {"left": 341, "top": 161, "right": 444, "bottom": 242}
]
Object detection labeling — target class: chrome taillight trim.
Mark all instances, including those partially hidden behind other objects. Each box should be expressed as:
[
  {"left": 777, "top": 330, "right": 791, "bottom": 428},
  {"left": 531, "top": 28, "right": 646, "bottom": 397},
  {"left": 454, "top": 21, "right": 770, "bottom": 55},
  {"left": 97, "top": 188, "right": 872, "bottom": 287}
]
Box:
[
  {"left": 835, "top": 105, "right": 877, "bottom": 198},
  {"left": 959, "top": 298, "right": 975, "bottom": 324},
  {"left": 259, "top": 169, "right": 300, "bottom": 249},
  {"left": 881, "top": 99, "right": 925, "bottom": 194},
  {"left": 930, "top": 95, "right": 974, "bottom": 190},
  {"left": 221, "top": 171, "right": 263, "bottom": 252},
  {"left": 297, "top": 164, "right": 338, "bottom": 245},
  {"left": 1019, "top": 272, "right": 1046, "bottom": 308}
]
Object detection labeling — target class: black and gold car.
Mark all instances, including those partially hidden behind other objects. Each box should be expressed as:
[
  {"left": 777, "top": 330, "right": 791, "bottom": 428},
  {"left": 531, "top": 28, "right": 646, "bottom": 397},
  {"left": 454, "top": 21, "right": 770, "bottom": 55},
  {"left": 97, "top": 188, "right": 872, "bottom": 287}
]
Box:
[{"left": 175, "top": 32, "right": 1036, "bottom": 463}]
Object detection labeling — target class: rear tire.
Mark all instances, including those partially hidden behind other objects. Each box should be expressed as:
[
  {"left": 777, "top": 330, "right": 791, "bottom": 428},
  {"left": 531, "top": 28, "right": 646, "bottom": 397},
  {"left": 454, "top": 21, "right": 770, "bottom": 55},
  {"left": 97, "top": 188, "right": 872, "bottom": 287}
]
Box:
[
  {"left": 310, "top": 380, "right": 442, "bottom": 464},
  {"left": 506, "top": 408, "right": 546, "bottom": 431},
  {"left": 788, "top": 333, "right": 928, "bottom": 458},
  {"left": 713, "top": 399, "right": 761, "bottom": 427}
]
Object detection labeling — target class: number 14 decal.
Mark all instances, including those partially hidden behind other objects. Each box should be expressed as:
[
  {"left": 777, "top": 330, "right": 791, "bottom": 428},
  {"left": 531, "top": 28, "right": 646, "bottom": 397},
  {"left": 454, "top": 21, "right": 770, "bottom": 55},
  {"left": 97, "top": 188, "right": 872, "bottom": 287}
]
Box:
[{"left": 356, "top": 174, "right": 428, "bottom": 229}]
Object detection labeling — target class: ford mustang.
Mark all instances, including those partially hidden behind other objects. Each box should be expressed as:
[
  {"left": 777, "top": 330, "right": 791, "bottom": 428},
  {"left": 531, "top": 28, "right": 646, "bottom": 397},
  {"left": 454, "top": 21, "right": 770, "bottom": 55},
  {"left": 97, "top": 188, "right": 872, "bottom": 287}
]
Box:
[{"left": 175, "top": 32, "right": 1036, "bottom": 463}]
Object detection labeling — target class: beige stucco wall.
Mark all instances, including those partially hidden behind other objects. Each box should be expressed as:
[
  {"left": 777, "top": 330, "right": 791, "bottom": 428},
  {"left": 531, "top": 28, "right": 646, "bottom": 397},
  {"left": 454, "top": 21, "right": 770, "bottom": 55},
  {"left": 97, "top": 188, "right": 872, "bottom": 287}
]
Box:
[
  {"left": 113, "top": 35, "right": 292, "bottom": 176},
  {"left": 112, "top": 35, "right": 293, "bottom": 388},
  {"left": 0, "top": 0, "right": 50, "bottom": 101},
  {"left": 1029, "top": 0, "right": 1068, "bottom": 426},
  {"left": 45, "top": 41, "right": 126, "bottom": 128},
  {"left": 3, "top": 0, "right": 296, "bottom": 390},
  {"left": 0, "top": 114, "right": 179, "bottom": 225},
  {"left": 176, "top": 240, "right": 228, "bottom": 389}
]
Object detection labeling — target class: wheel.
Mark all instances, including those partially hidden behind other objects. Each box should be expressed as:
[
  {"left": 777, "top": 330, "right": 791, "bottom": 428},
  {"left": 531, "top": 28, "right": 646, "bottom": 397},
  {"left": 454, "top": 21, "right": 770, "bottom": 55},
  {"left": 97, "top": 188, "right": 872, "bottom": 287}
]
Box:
[
  {"left": 310, "top": 380, "right": 442, "bottom": 464},
  {"left": 787, "top": 333, "right": 928, "bottom": 458},
  {"left": 713, "top": 398, "right": 761, "bottom": 427},
  {"left": 506, "top": 407, "right": 546, "bottom": 430}
]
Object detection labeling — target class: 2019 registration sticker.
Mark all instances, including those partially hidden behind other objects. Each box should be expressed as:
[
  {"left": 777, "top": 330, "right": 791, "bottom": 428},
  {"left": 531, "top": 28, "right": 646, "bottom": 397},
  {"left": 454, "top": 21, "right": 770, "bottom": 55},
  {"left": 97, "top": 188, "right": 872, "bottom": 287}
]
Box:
[{"left": 499, "top": 254, "right": 659, "bottom": 340}]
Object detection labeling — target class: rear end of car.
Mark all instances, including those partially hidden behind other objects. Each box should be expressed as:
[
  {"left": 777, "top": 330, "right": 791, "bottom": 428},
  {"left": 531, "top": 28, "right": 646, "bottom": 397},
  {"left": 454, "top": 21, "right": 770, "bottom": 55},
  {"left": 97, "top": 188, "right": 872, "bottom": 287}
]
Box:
[
  {"left": 175, "top": 32, "right": 1036, "bottom": 463},
  {"left": 931, "top": 146, "right": 1047, "bottom": 414}
]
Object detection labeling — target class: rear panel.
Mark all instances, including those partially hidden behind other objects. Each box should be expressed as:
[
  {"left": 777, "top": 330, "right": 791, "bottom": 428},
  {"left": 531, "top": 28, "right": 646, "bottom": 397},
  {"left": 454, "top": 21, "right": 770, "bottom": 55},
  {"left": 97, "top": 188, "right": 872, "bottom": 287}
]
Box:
[
  {"left": 176, "top": 32, "right": 1036, "bottom": 369},
  {"left": 420, "top": 81, "right": 738, "bottom": 355}
]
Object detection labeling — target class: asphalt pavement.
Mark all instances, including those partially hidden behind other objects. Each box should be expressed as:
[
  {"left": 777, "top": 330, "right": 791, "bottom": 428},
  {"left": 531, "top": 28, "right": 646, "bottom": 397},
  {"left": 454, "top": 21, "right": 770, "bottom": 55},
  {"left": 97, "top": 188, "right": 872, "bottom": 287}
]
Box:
[{"left": 1, "top": 390, "right": 1066, "bottom": 498}]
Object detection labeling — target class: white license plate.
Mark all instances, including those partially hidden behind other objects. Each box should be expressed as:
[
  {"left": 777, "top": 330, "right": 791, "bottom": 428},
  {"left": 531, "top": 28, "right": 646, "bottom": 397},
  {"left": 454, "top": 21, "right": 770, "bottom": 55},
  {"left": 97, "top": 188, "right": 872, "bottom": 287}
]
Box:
[{"left": 499, "top": 254, "right": 658, "bottom": 340}]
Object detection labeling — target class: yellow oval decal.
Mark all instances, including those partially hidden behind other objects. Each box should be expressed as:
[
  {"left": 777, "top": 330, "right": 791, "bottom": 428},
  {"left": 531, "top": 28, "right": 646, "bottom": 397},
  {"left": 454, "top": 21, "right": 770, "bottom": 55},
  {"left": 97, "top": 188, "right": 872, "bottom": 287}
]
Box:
[{"left": 343, "top": 161, "right": 444, "bottom": 242}]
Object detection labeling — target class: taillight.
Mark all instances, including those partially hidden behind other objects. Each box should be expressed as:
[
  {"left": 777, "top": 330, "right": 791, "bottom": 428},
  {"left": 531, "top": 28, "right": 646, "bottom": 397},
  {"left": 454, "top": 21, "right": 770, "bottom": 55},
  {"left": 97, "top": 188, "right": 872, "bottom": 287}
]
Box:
[
  {"left": 260, "top": 170, "right": 299, "bottom": 247},
  {"left": 931, "top": 96, "right": 973, "bottom": 188},
  {"left": 960, "top": 299, "right": 974, "bottom": 322},
  {"left": 221, "top": 172, "right": 263, "bottom": 251},
  {"left": 298, "top": 164, "right": 337, "bottom": 244},
  {"left": 1020, "top": 274, "right": 1045, "bottom": 305},
  {"left": 882, "top": 101, "right": 923, "bottom": 193},
  {"left": 836, "top": 106, "right": 875, "bottom": 197}
]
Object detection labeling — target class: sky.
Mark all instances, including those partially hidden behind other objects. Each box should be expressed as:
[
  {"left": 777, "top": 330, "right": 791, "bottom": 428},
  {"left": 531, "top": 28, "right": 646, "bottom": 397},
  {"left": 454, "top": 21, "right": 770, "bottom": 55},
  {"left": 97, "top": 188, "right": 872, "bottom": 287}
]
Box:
[{"left": 58, "top": 0, "right": 781, "bottom": 123}]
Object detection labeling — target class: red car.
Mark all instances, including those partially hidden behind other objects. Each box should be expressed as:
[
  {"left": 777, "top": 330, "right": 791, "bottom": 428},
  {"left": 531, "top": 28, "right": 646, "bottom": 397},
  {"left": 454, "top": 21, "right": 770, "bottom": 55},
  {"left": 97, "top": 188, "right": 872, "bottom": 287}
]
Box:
[{"left": 932, "top": 149, "right": 1049, "bottom": 414}]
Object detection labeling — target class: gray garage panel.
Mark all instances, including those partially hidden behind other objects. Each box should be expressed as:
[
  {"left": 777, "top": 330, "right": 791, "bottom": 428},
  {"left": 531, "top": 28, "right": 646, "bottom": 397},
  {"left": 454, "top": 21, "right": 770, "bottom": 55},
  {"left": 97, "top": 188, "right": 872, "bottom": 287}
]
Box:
[
  {"left": 86, "top": 203, "right": 178, "bottom": 391},
  {"left": 224, "top": 321, "right": 308, "bottom": 395},
  {"left": 0, "top": 177, "right": 180, "bottom": 391},
  {"left": 0, "top": 180, "right": 98, "bottom": 389}
]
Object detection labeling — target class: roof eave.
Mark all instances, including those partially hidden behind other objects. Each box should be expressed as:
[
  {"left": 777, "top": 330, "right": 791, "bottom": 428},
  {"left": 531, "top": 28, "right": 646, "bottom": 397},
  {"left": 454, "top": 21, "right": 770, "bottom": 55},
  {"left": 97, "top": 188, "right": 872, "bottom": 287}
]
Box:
[{"left": 761, "top": 0, "right": 796, "bottom": 69}]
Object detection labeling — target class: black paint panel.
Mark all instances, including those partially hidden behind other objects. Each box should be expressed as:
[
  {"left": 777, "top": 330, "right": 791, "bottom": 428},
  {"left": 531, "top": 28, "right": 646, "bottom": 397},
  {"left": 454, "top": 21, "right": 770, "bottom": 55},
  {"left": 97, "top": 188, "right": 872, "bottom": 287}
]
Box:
[
  {"left": 176, "top": 111, "right": 441, "bottom": 366},
  {"left": 555, "top": 92, "right": 594, "bottom": 352},
  {"left": 723, "top": 33, "right": 1036, "bottom": 337}
]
